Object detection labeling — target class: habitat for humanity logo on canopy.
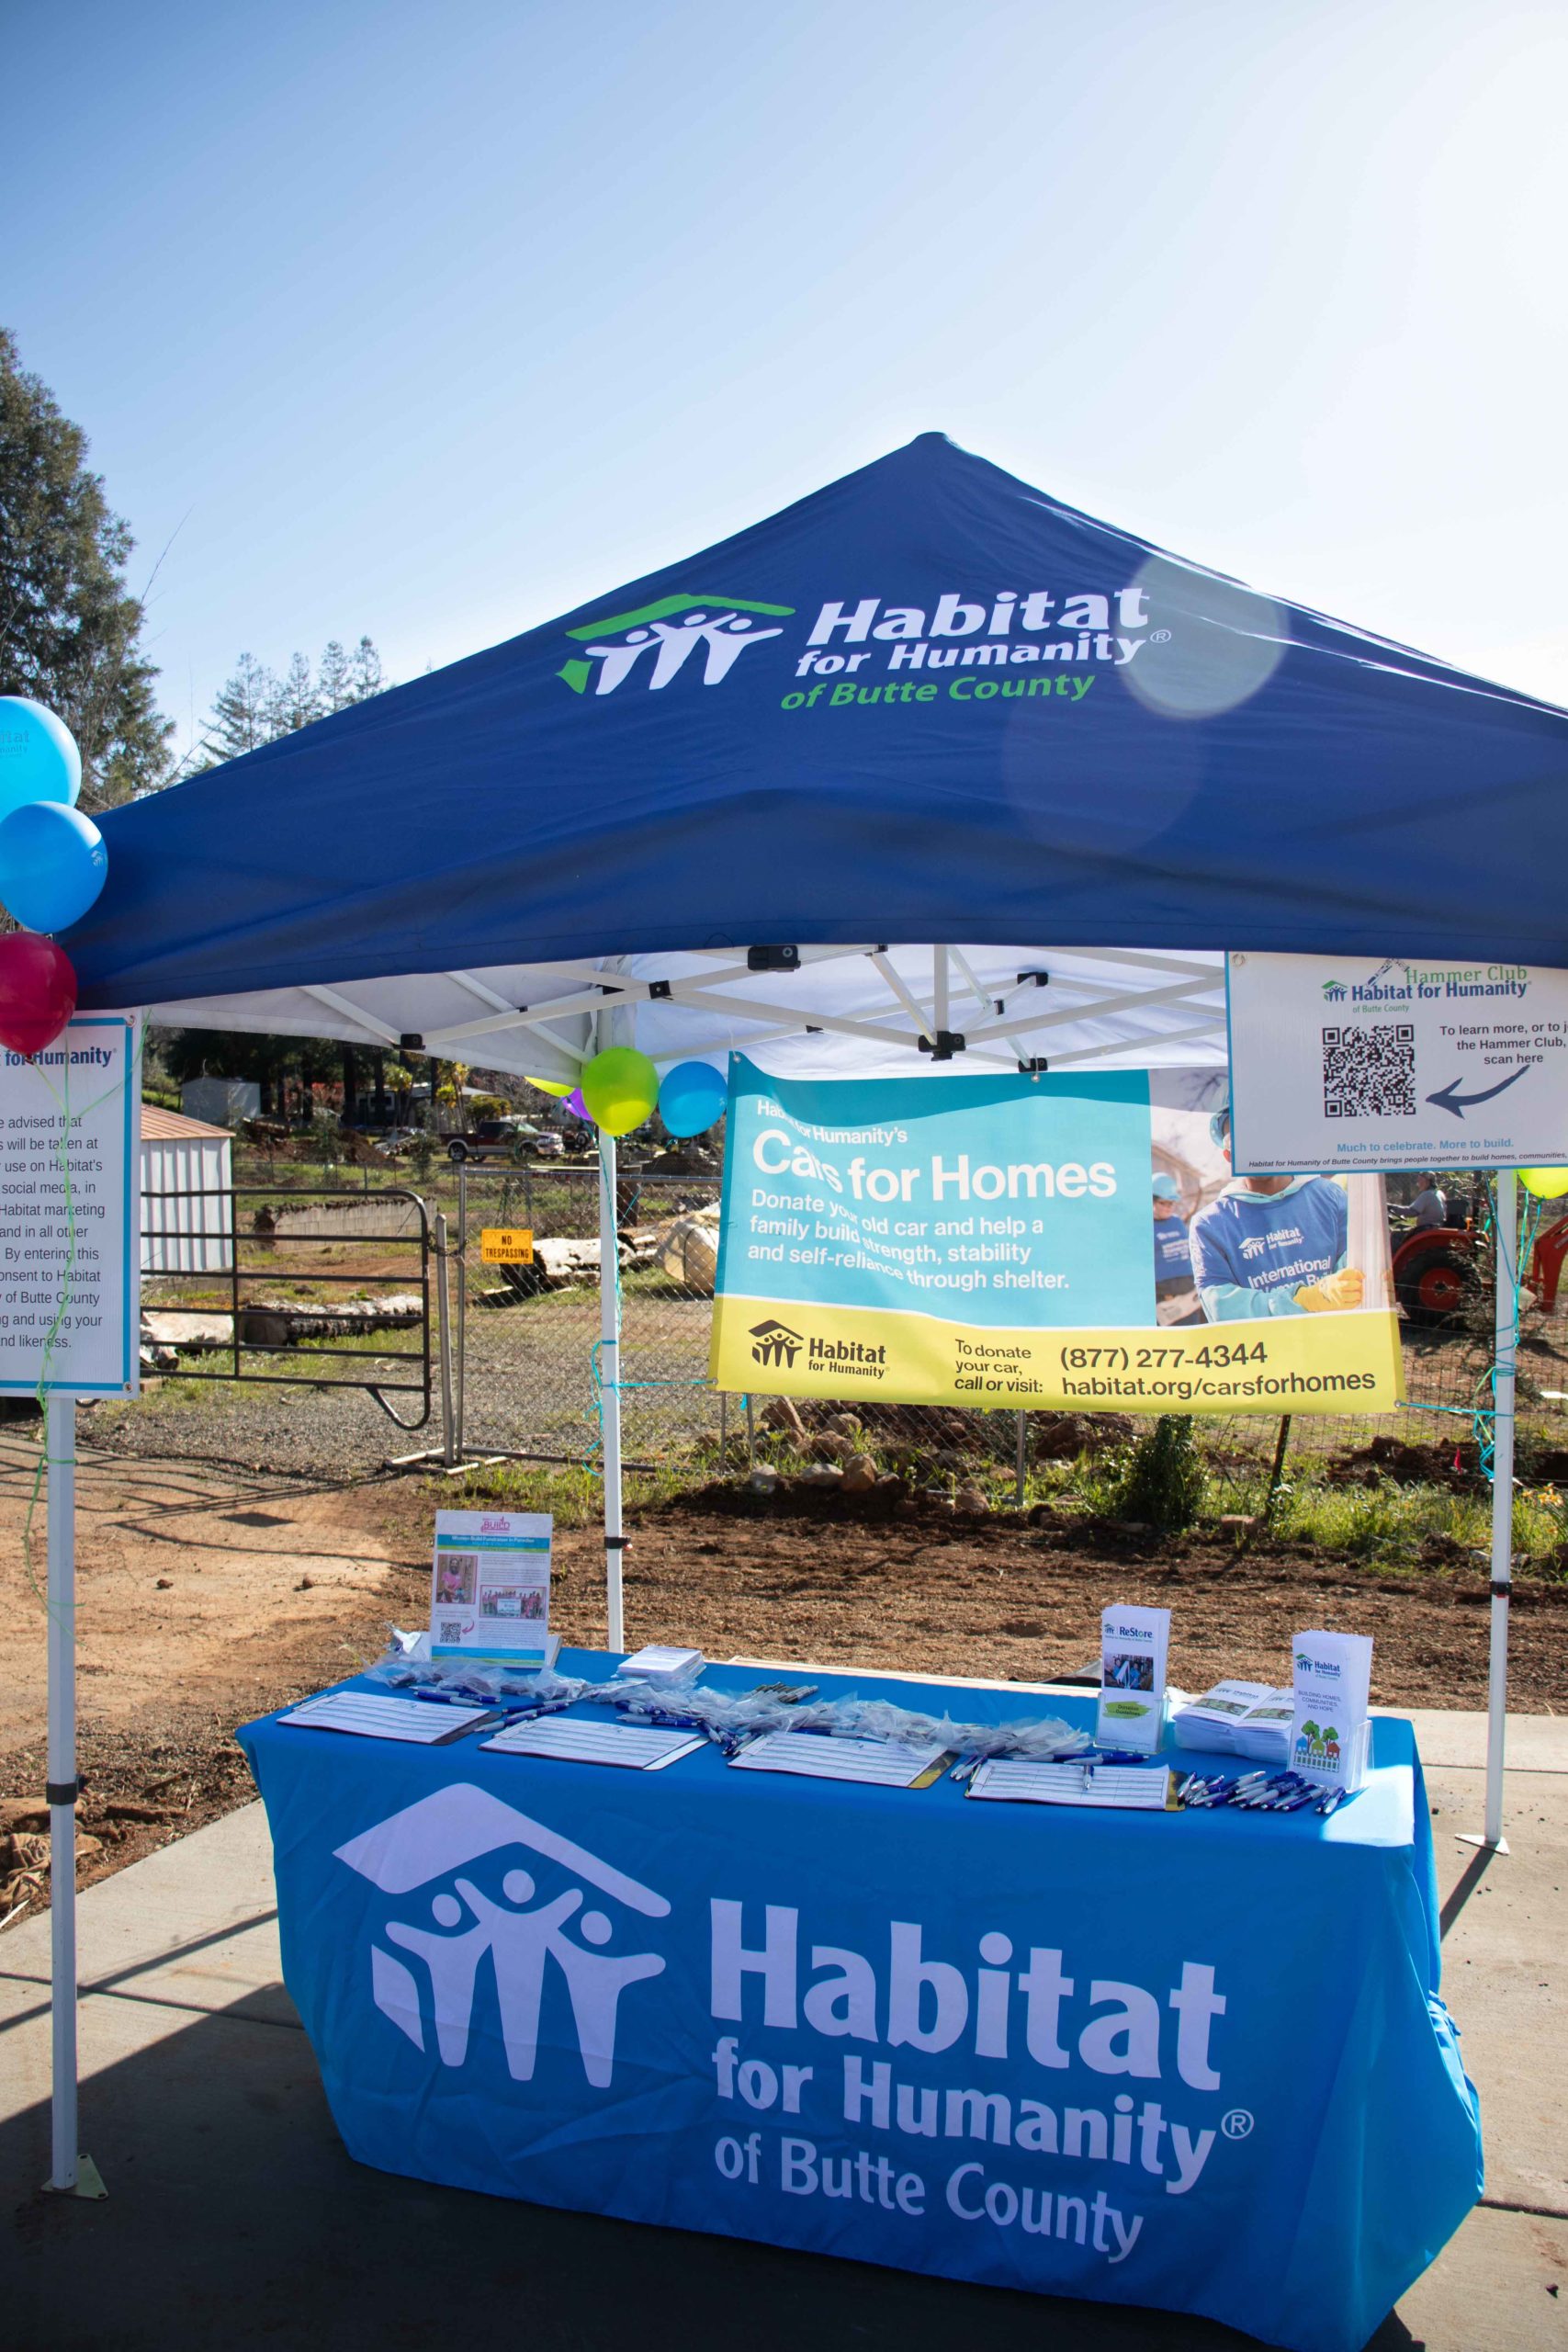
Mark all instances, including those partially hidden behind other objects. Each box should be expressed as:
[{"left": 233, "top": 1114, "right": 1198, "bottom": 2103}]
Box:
[
  {"left": 557, "top": 594, "right": 795, "bottom": 695},
  {"left": 557, "top": 583, "right": 1166, "bottom": 703}
]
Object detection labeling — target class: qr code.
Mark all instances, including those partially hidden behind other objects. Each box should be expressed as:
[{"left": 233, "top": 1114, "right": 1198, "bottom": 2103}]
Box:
[
  {"left": 438, "top": 1619, "right": 465, "bottom": 1643},
  {"left": 1321, "top": 1023, "right": 1416, "bottom": 1118}
]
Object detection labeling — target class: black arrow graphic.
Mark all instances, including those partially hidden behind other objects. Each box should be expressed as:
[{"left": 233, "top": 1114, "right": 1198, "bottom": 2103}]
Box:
[{"left": 1426, "top": 1066, "right": 1531, "bottom": 1119}]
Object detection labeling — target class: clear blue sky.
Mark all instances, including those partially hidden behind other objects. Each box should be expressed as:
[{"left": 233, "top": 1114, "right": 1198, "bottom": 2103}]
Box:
[{"left": 7, "top": 0, "right": 1565, "bottom": 763}]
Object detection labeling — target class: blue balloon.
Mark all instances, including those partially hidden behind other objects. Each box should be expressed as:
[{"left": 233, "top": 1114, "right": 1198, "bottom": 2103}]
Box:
[
  {"left": 659, "top": 1060, "right": 728, "bottom": 1137},
  {"left": 0, "top": 699, "right": 81, "bottom": 821},
  {"left": 0, "top": 801, "right": 107, "bottom": 933}
]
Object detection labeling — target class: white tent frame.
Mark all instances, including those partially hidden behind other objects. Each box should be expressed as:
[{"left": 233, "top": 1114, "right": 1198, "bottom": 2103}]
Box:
[{"left": 43, "top": 933, "right": 1517, "bottom": 2205}]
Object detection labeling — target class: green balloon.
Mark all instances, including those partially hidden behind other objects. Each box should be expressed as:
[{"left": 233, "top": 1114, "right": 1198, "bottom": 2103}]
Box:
[
  {"left": 1520, "top": 1167, "right": 1568, "bottom": 1199},
  {"left": 580, "top": 1046, "right": 660, "bottom": 1137}
]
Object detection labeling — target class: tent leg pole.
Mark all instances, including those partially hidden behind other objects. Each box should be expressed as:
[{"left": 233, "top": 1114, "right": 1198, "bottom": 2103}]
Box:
[
  {"left": 434, "top": 1212, "right": 457, "bottom": 1469},
  {"left": 1461, "top": 1171, "right": 1515, "bottom": 1856},
  {"left": 600, "top": 1130, "right": 625, "bottom": 1654},
  {"left": 44, "top": 1394, "right": 85, "bottom": 2195},
  {"left": 454, "top": 1164, "right": 467, "bottom": 1462}
]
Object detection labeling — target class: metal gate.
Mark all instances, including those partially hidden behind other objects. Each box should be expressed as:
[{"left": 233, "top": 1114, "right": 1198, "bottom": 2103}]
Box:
[
  {"left": 138, "top": 1178, "right": 434, "bottom": 1430},
  {"left": 447, "top": 1161, "right": 724, "bottom": 1467}
]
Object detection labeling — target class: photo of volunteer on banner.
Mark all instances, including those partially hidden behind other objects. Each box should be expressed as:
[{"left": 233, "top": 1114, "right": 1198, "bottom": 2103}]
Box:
[
  {"left": 711, "top": 1057, "right": 1402, "bottom": 1416},
  {"left": 1148, "top": 1085, "right": 1392, "bottom": 1329}
]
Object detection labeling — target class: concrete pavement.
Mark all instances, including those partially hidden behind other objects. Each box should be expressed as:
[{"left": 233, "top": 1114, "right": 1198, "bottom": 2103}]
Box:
[{"left": 3, "top": 1718, "right": 1565, "bottom": 2352}]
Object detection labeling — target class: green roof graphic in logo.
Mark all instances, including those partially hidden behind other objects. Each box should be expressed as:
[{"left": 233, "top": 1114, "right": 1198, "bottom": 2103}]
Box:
[{"left": 558, "top": 594, "right": 795, "bottom": 695}]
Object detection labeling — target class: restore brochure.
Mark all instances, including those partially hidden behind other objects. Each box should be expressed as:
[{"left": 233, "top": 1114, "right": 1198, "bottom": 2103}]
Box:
[{"left": 1097, "top": 1604, "right": 1170, "bottom": 1754}]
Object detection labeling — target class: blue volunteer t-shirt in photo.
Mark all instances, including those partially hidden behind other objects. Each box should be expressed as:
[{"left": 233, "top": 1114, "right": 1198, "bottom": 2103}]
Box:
[
  {"left": 1154, "top": 1213, "right": 1194, "bottom": 1282},
  {"left": 1190, "top": 1177, "right": 1348, "bottom": 1316}
]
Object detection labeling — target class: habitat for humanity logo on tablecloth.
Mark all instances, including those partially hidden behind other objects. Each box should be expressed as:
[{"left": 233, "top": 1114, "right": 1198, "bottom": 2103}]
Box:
[{"left": 334, "top": 1782, "right": 670, "bottom": 2087}]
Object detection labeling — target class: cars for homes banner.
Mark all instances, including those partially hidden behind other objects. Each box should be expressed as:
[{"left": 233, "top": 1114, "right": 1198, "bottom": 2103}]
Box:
[{"left": 709, "top": 1057, "right": 1404, "bottom": 1417}]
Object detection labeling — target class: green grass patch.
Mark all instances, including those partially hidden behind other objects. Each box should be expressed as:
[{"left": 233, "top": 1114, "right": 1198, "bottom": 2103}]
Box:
[{"left": 441, "top": 1453, "right": 703, "bottom": 1526}]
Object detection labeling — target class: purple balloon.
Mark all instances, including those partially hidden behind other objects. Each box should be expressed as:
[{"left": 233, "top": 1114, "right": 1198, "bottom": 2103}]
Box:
[{"left": 566, "top": 1088, "right": 588, "bottom": 1119}]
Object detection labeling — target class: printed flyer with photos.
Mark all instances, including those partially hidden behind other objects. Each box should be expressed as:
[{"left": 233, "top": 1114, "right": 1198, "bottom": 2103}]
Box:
[{"left": 431, "top": 1510, "right": 552, "bottom": 1664}]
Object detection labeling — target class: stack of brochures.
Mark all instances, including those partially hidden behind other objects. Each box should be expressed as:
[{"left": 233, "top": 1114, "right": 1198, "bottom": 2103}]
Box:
[
  {"left": 614, "top": 1645, "right": 705, "bottom": 1686},
  {"left": 1230, "top": 1694, "right": 1296, "bottom": 1768},
  {"left": 1171, "top": 1680, "right": 1286, "bottom": 1758}
]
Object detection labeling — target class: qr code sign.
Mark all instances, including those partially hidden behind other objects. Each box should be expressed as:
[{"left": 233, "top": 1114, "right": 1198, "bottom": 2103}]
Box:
[
  {"left": 1322, "top": 1023, "right": 1416, "bottom": 1118},
  {"left": 438, "top": 1619, "right": 465, "bottom": 1643}
]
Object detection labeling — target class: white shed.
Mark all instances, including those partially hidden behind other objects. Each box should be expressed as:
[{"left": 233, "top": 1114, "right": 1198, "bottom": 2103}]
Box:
[{"left": 141, "top": 1105, "right": 234, "bottom": 1274}]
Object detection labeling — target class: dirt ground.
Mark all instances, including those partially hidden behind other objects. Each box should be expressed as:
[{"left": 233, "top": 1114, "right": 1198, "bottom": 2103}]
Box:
[
  {"left": 2, "top": 1442, "right": 1564, "bottom": 1923},
  {"left": 0, "top": 1439, "right": 430, "bottom": 1921}
]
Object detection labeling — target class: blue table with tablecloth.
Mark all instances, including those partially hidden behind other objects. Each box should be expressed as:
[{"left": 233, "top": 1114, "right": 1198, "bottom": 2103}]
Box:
[{"left": 238, "top": 1653, "right": 1481, "bottom": 2352}]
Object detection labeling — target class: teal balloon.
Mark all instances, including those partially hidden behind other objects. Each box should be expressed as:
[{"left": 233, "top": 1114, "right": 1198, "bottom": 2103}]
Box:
[
  {"left": 0, "top": 801, "right": 107, "bottom": 933},
  {"left": 659, "top": 1060, "right": 728, "bottom": 1137},
  {"left": 0, "top": 699, "right": 81, "bottom": 820}
]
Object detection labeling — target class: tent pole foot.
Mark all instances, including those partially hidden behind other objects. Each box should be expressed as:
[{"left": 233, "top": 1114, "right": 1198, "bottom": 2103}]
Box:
[
  {"left": 42, "top": 2153, "right": 107, "bottom": 2200},
  {"left": 1455, "top": 1832, "right": 1510, "bottom": 1855}
]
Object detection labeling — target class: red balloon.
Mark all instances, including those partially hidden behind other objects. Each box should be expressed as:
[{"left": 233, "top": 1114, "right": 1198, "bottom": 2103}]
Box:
[{"left": 0, "top": 931, "right": 77, "bottom": 1056}]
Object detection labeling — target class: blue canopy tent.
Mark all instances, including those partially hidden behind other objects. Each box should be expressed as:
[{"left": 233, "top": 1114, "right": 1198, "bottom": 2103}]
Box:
[
  {"left": 71, "top": 428, "right": 1568, "bottom": 1012},
  {"left": 32, "top": 429, "right": 1563, "bottom": 2222},
  {"left": 53, "top": 429, "right": 1568, "bottom": 1869}
]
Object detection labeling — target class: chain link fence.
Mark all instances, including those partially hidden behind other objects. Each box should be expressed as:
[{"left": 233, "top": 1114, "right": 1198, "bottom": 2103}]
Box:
[
  {"left": 454, "top": 1163, "right": 730, "bottom": 1468},
  {"left": 449, "top": 1161, "right": 1568, "bottom": 1511},
  {"left": 107, "top": 1152, "right": 1568, "bottom": 1523}
]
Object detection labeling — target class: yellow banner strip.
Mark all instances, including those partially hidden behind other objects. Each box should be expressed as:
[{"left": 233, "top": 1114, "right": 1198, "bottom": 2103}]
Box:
[{"left": 712, "top": 1295, "right": 1405, "bottom": 1417}]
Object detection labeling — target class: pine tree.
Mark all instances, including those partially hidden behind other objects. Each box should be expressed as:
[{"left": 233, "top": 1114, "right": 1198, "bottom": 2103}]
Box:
[
  {"left": 202, "top": 653, "right": 276, "bottom": 763},
  {"left": 0, "top": 327, "right": 172, "bottom": 808},
  {"left": 197, "top": 633, "right": 386, "bottom": 773},
  {"left": 317, "top": 639, "right": 353, "bottom": 712},
  {"left": 265, "top": 649, "right": 318, "bottom": 736},
  {"left": 348, "top": 635, "right": 384, "bottom": 700}
]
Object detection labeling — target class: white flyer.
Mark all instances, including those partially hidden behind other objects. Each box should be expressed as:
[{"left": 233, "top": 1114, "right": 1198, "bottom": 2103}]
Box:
[
  {"left": 278, "top": 1691, "right": 495, "bottom": 1744},
  {"left": 1097, "top": 1604, "right": 1170, "bottom": 1753},
  {"left": 481, "top": 1718, "right": 705, "bottom": 1770},
  {"left": 0, "top": 1012, "right": 141, "bottom": 1394},
  {"left": 1226, "top": 950, "right": 1568, "bottom": 1173},
  {"left": 967, "top": 1760, "right": 1173, "bottom": 1810},
  {"left": 727, "top": 1732, "right": 950, "bottom": 1787},
  {"left": 1289, "top": 1629, "right": 1373, "bottom": 1791},
  {"left": 431, "top": 1510, "right": 551, "bottom": 1664}
]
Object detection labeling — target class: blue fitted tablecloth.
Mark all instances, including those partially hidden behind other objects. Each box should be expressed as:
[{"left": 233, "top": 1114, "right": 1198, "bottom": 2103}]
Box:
[{"left": 239, "top": 1654, "right": 1481, "bottom": 2352}]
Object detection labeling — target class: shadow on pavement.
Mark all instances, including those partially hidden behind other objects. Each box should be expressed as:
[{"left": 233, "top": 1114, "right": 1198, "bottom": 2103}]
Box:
[
  {"left": 4, "top": 1994, "right": 1421, "bottom": 2352},
  {"left": 1438, "top": 1842, "right": 1499, "bottom": 1940}
]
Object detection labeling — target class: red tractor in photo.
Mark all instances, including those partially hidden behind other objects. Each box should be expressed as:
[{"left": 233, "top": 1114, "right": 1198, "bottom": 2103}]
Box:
[
  {"left": 1391, "top": 1217, "right": 1483, "bottom": 1327},
  {"left": 1391, "top": 1190, "right": 1568, "bottom": 1327}
]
